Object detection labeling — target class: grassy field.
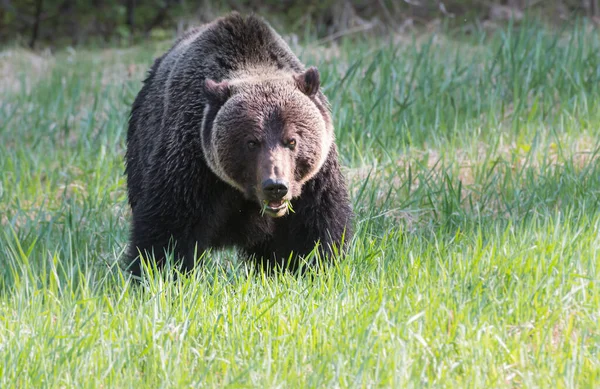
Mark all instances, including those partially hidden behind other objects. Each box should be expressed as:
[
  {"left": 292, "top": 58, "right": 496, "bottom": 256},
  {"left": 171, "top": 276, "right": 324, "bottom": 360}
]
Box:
[{"left": 1, "top": 20, "right": 599, "bottom": 387}]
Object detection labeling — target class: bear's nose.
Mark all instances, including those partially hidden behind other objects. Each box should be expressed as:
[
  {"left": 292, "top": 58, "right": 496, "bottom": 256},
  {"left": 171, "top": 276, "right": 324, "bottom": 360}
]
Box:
[{"left": 262, "top": 178, "right": 289, "bottom": 200}]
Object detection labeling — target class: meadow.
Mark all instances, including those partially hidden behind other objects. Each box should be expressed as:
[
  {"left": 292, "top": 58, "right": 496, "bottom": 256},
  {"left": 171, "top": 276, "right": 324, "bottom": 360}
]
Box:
[{"left": 0, "top": 20, "right": 599, "bottom": 387}]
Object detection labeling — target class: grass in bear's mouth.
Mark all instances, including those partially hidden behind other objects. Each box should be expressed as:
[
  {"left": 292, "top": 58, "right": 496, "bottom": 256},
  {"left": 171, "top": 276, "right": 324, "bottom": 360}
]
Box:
[
  {"left": 1, "top": 20, "right": 600, "bottom": 388},
  {"left": 261, "top": 199, "right": 294, "bottom": 216}
]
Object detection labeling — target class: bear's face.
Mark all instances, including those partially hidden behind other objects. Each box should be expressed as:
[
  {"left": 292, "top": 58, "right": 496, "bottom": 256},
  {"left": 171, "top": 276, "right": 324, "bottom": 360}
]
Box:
[{"left": 201, "top": 67, "right": 333, "bottom": 217}]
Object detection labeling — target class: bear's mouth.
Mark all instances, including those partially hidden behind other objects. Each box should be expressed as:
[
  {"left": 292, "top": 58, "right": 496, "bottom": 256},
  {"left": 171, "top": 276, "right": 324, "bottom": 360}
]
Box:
[
  {"left": 261, "top": 199, "right": 289, "bottom": 217},
  {"left": 267, "top": 200, "right": 285, "bottom": 209}
]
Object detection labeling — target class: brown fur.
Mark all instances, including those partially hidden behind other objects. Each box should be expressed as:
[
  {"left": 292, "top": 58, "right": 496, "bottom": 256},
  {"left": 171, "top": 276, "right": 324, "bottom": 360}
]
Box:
[
  {"left": 204, "top": 71, "right": 332, "bottom": 206},
  {"left": 124, "top": 13, "right": 353, "bottom": 276}
]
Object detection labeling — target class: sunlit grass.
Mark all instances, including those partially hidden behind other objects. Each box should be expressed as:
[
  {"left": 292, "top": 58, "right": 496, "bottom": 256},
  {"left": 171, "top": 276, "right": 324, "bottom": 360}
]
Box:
[{"left": 0, "top": 20, "right": 599, "bottom": 387}]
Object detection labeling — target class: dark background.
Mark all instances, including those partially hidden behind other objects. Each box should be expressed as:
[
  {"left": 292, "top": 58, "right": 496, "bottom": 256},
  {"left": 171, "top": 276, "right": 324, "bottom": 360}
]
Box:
[{"left": 2, "top": 0, "right": 599, "bottom": 49}]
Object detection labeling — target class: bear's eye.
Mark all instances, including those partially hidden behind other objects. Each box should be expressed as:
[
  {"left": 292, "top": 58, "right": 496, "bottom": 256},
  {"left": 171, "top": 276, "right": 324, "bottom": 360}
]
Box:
[
  {"left": 286, "top": 139, "right": 297, "bottom": 150},
  {"left": 247, "top": 140, "right": 258, "bottom": 150}
]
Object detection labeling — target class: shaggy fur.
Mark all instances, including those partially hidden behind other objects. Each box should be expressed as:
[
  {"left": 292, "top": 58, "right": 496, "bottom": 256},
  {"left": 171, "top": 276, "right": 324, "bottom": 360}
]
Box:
[{"left": 124, "top": 13, "right": 353, "bottom": 277}]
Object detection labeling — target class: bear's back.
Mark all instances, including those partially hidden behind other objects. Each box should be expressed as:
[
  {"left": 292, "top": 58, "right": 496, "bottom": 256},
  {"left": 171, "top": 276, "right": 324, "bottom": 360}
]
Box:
[
  {"left": 133, "top": 13, "right": 306, "bottom": 145},
  {"left": 158, "top": 13, "right": 304, "bottom": 95}
]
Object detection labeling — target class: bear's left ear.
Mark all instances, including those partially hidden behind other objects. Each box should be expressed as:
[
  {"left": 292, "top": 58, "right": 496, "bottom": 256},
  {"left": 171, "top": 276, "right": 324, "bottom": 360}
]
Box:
[
  {"left": 205, "top": 79, "right": 231, "bottom": 104},
  {"left": 294, "top": 66, "right": 320, "bottom": 97}
]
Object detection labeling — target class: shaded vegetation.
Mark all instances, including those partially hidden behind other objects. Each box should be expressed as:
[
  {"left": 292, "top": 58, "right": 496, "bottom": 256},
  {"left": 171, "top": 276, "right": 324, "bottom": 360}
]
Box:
[{"left": 2, "top": 0, "right": 600, "bottom": 48}]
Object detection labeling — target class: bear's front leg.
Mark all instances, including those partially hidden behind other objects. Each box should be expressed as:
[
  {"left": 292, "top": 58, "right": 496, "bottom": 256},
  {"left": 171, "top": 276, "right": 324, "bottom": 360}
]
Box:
[
  {"left": 282, "top": 155, "right": 354, "bottom": 270},
  {"left": 245, "top": 196, "right": 352, "bottom": 275},
  {"left": 126, "top": 214, "right": 198, "bottom": 278}
]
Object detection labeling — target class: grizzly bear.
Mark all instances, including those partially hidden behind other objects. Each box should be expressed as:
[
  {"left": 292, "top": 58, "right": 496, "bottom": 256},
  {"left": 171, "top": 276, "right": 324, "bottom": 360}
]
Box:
[{"left": 124, "top": 13, "right": 353, "bottom": 277}]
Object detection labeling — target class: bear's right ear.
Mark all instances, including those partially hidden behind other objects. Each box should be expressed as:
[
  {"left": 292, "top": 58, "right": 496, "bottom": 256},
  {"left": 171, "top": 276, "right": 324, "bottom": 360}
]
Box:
[{"left": 205, "top": 79, "right": 231, "bottom": 104}]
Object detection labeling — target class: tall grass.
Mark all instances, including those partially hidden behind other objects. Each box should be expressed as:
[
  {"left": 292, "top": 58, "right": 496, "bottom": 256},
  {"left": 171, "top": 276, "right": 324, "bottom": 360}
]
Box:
[{"left": 0, "top": 21, "right": 599, "bottom": 387}]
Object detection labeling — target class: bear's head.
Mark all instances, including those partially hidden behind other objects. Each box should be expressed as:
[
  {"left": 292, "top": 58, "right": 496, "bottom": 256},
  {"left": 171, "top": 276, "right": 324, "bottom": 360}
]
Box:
[{"left": 201, "top": 67, "right": 333, "bottom": 217}]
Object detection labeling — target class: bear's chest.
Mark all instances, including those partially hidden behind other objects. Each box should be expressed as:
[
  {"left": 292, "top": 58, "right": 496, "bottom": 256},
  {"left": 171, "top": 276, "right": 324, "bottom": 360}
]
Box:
[{"left": 195, "top": 200, "right": 276, "bottom": 248}]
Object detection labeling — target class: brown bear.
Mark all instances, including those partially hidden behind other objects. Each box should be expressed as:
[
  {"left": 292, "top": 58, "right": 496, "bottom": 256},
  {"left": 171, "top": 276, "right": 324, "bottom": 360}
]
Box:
[{"left": 124, "top": 12, "right": 353, "bottom": 277}]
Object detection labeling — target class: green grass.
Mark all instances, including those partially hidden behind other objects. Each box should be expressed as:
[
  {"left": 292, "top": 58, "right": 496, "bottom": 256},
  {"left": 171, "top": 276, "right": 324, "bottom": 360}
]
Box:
[{"left": 1, "top": 20, "right": 600, "bottom": 387}]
